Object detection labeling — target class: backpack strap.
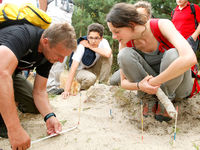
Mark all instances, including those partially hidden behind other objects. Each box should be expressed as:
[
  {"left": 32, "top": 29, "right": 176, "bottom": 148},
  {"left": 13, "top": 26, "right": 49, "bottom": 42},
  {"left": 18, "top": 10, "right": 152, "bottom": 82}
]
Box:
[
  {"left": 189, "top": 77, "right": 200, "bottom": 97},
  {"left": 190, "top": 3, "right": 198, "bottom": 29},
  {"left": 189, "top": 65, "right": 200, "bottom": 97},
  {"left": 171, "top": 9, "right": 175, "bottom": 19},
  {"left": 126, "top": 40, "right": 135, "bottom": 47},
  {"left": 150, "top": 19, "right": 174, "bottom": 52}
]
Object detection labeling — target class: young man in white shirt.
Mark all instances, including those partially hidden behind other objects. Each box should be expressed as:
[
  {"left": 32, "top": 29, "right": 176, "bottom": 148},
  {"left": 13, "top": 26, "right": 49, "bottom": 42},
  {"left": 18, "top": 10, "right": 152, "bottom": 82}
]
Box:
[{"left": 62, "top": 23, "right": 112, "bottom": 98}]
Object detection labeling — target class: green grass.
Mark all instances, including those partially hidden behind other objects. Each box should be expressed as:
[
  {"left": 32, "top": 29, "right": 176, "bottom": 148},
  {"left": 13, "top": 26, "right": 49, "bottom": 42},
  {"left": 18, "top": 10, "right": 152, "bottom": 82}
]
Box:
[
  {"left": 60, "top": 120, "right": 67, "bottom": 126},
  {"left": 170, "top": 127, "right": 180, "bottom": 135},
  {"left": 193, "top": 143, "right": 199, "bottom": 150},
  {"left": 82, "top": 107, "right": 91, "bottom": 111},
  {"left": 48, "top": 94, "right": 57, "bottom": 99}
]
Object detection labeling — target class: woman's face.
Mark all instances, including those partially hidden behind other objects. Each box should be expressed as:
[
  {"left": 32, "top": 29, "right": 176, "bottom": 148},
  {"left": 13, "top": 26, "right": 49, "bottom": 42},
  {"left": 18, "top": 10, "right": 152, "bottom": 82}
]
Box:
[{"left": 107, "top": 22, "right": 142, "bottom": 44}]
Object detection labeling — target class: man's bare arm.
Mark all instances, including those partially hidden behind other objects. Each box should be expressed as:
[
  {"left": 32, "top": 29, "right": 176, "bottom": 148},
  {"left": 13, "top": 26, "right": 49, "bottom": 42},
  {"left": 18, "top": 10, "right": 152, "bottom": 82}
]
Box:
[
  {"left": 33, "top": 73, "right": 62, "bottom": 135},
  {"left": 0, "top": 46, "right": 31, "bottom": 150}
]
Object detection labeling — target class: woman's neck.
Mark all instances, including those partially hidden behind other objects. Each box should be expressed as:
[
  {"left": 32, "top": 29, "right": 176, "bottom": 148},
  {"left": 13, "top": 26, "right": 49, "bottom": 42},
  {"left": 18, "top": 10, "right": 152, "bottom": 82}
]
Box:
[
  {"left": 135, "top": 21, "right": 150, "bottom": 40},
  {"left": 134, "top": 21, "right": 158, "bottom": 52}
]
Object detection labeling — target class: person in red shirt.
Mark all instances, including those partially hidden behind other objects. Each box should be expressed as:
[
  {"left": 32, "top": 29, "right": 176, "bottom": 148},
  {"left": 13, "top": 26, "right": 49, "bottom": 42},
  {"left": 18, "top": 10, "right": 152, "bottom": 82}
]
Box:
[{"left": 172, "top": 0, "right": 200, "bottom": 53}]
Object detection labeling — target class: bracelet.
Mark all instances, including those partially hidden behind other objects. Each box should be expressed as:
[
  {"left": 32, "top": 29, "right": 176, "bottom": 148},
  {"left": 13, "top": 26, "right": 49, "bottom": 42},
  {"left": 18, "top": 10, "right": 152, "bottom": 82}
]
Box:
[
  {"left": 137, "top": 82, "right": 140, "bottom": 90},
  {"left": 44, "top": 112, "right": 56, "bottom": 122}
]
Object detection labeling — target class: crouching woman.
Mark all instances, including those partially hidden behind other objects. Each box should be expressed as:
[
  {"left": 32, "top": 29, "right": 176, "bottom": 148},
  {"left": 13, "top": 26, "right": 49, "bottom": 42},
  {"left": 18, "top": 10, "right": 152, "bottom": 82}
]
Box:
[{"left": 106, "top": 3, "right": 197, "bottom": 121}]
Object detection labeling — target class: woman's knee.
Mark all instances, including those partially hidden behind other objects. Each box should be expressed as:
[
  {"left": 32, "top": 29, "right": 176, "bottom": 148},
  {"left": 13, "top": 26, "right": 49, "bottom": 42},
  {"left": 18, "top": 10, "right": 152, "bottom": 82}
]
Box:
[
  {"left": 118, "top": 47, "right": 138, "bottom": 68},
  {"left": 110, "top": 70, "right": 120, "bottom": 85},
  {"left": 161, "top": 48, "right": 179, "bottom": 71}
]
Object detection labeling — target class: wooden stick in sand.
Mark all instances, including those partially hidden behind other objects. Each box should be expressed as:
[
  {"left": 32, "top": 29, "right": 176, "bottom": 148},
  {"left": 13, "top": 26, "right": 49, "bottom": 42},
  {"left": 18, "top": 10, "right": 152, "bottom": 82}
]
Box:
[
  {"left": 156, "top": 88, "right": 176, "bottom": 119},
  {"left": 173, "top": 106, "right": 178, "bottom": 143},
  {"left": 143, "top": 72, "right": 176, "bottom": 118},
  {"left": 78, "top": 92, "right": 81, "bottom": 125},
  {"left": 140, "top": 101, "right": 144, "bottom": 142}
]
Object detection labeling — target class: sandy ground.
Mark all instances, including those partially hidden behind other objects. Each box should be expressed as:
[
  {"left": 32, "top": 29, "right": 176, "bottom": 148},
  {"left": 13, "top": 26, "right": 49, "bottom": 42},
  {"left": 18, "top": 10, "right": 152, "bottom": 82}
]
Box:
[{"left": 0, "top": 70, "right": 200, "bottom": 150}]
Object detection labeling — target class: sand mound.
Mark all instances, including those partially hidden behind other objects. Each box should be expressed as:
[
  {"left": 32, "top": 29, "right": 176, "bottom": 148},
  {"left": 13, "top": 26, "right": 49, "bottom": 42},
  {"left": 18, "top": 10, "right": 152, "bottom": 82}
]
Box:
[{"left": 1, "top": 71, "right": 200, "bottom": 150}]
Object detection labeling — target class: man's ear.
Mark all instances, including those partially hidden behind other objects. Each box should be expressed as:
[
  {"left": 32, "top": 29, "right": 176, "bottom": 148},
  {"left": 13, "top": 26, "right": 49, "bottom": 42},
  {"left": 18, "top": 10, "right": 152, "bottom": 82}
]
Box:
[{"left": 42, "top": 37, "right": 49, "bottom": 45}]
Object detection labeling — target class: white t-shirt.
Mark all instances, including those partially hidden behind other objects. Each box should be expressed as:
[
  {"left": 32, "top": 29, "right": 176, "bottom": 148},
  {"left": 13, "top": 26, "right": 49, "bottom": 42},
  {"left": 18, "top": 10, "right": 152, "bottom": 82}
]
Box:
[{"left": 72, "top": 38, "right": 111, "bottom": 70}]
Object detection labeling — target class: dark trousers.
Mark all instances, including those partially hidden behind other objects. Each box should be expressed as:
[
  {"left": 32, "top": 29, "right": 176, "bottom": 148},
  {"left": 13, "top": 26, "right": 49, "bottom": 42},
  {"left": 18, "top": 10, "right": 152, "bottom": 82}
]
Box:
[
  {"left": 13, "top": 72, "right": 39, "bottom": 114},
  {"left": 0, "top": 73, "right": 39, "bottom": 134}
]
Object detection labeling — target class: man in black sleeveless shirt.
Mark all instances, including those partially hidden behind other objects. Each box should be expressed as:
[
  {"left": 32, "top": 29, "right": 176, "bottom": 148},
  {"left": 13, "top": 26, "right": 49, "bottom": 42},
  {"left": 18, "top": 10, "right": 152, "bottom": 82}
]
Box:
[{"left": 0, "top": 23, "right": 77, "bottom": 150}]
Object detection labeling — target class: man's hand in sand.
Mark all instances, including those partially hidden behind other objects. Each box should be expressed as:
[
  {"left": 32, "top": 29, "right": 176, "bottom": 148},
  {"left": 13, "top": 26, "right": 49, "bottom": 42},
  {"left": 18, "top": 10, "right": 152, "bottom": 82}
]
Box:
[
  {"left": 8, "top": 126, "right": 30, "bottom": 150},
  {"left": 46, "top": 117, "right": 62, "bottom": 135}
]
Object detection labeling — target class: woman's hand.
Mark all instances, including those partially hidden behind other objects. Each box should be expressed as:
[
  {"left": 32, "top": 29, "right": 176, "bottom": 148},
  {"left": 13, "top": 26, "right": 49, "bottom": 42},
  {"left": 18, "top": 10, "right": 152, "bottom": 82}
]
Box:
[{"left": 139, "top": 75, "right": 160, "bottom": 94}]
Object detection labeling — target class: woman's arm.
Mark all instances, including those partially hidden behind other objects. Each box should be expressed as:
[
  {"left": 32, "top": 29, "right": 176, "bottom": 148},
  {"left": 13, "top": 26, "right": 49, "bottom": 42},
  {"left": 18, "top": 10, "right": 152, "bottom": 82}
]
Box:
[
  {"left": 149, "top": 19, "right": 197, "bottom": 86},
  {"left": 120, "top": 69, "right": 159, "bottom": 94}
]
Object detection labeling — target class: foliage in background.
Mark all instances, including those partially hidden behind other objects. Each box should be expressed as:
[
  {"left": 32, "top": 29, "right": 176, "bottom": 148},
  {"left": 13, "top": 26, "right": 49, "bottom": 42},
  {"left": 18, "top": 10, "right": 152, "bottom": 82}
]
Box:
[{"left": 72, "top": 0, "right": 200, "bottom": 73}]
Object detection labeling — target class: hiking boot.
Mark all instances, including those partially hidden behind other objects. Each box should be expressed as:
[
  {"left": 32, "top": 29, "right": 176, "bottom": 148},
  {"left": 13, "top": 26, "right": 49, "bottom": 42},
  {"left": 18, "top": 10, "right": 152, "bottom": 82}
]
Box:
[
  {"left": 143, "top": 101, "right": 157, "bottom": 117},
  {"left": 48, "top": 88, "right": 64, "bottom": 95},
  {"left": 155, "top": 102, "right": 172, "bottom": 122},
  {"left": 0, "top": 115, "right": 8, "bottom": 138}
]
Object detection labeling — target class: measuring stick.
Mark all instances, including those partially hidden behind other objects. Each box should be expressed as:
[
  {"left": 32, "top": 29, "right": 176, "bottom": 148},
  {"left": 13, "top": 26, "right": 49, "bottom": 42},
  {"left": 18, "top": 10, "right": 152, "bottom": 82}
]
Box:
[{"left": 31, "top": 125, "right": 78, "bottom": 145}]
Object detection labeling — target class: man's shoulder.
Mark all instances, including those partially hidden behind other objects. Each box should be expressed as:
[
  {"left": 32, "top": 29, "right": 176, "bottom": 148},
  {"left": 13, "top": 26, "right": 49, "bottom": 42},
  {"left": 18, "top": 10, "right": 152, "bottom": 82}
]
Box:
[
  {"left": 24, "top": 24, "right": 44, "bottom": 32},
  {"left": 2, "top": 23, "right": 43, "bottom": 34}
]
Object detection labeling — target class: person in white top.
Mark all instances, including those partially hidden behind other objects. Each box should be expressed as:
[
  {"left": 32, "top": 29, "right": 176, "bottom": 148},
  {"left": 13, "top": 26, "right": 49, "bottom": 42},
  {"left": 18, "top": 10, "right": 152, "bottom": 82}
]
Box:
[
  {"left": 62, "top": 23, "right": 112, "bottom": 98},
  {"left": 46, "top": 0, "right": 74, "bottom": 95}
]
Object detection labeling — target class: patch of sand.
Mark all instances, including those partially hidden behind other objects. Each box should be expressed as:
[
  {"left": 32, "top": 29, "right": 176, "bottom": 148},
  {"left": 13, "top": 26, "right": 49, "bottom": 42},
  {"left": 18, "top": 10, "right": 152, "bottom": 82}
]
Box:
[{"left": 0, "top": 70, "right": 200, "bottom": 150}]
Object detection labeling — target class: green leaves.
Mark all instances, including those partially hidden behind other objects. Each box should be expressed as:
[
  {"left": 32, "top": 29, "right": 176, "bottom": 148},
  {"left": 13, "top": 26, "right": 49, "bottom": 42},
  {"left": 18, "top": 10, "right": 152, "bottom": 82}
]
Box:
[{"left": 72, "top": 0, "right": 200, "bottom": 72}]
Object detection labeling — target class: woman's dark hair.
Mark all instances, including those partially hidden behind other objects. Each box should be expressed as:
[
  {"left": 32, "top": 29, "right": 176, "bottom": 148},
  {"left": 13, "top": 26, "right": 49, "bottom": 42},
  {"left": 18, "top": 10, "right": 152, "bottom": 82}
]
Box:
[{"left": 106, "top": 3, "right": 147, "bottom": 28}]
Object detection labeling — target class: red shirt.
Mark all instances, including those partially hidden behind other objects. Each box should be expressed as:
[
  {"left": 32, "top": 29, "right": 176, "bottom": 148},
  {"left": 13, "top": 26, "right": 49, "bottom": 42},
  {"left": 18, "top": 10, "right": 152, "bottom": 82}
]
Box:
[
  {"left": 0, "top": 0, "right": 2, "bottom": 3},
  {"left": 126, "top": 19, "right": 174, "bottom": 52},
  {"left": 171, "top": 2, "right": 200, "bottom": 39}
]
